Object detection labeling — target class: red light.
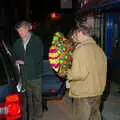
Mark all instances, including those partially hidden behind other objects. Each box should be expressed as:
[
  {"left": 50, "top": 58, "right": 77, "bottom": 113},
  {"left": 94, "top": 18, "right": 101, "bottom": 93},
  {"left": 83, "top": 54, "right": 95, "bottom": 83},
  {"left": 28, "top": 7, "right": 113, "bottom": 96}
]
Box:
[
  {"left": 6, "top": 94, "right": 20, "bottom": 103},
  {"left": 5, "top": 93, "right": 23, "bottom": 120},
  {"left": 32, "top": 23, "right": 40, "bottom": 30},
  {"left": 7, "top": 102, "right": 20, "bottom": 115},
  {"left": 51, "top": 12, "right": 56, "bottom": 18},
  {"left": 50, "top": 12, "right": 61, "bottom": 20},
  {"left": 49, "top": 89, "right": 57, "bottom": 93}
]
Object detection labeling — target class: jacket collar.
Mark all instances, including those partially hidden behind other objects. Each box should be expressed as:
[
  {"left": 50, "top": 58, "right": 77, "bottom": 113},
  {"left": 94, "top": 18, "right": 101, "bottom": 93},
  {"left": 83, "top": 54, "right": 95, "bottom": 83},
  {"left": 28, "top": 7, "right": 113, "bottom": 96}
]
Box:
[{"left": 75, "top": 37, "right": 96, "bottom": 48}]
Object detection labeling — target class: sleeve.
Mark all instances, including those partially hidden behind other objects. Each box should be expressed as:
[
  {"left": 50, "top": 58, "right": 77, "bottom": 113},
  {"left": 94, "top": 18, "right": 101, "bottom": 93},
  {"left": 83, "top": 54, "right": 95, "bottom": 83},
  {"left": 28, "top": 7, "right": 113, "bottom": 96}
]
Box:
[
  {"left": 35, "top": 36, "right": 44, "bottom": 77},
  {"left": 35, "top": 37, "right": 44, "bottom": 61},
  {"left": 12, "top": 39, "right": 25, "bottom": 61},
  {"left": 67, "top": 47, "right": 89, "bottom": 81}
]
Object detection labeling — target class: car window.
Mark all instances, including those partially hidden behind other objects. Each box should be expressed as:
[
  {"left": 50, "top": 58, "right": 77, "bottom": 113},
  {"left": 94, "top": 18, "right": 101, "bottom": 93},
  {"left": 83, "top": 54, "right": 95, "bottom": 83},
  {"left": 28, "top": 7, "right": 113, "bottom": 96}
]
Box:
[
  {"left": 0, "top": 54, "right": 8, "bottom": 85},
  {"left": 6, "top": 54, "right": 20, "bottom": 84},
  {"left": 1, "top": 41, "right": 20, "bottom": 84}
]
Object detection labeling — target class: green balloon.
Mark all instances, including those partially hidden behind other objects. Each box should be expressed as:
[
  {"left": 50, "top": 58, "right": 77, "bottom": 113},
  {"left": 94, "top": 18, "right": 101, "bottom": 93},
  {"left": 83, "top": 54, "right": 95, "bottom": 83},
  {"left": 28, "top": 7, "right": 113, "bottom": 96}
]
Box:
[
  {"left": 52, "top": 41, "right": 55, "bottom": 44},
  {"left": 58, "top": 51, "right": 61, "bottom": 54},
  {"left": 64, "top": 55, "right": 68, "bottom": 59},
  {"left": 62, "top": 47, "right": 66, "bottom": 51},
  {"left": 57, "top": 43, "right": 61, "bottom": 47},
  {"left": 52, "top": 37, "right": 56, "bottom": 40},
  {"left": 60, "top": 59, "right": 64, "bottom": 64}
]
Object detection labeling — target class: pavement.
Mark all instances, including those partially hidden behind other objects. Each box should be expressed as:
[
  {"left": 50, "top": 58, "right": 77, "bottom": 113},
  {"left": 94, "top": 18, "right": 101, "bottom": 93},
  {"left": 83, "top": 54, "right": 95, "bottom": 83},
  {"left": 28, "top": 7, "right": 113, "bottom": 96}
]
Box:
[
  {"left": 43, "top": 101, "right": 73, "bottom": 120},
  {"left": 43, "top": 60, "right": 120, "bottom": 120},
  {"left": 42, "top": 81, "right": 120, "bottom": 120},
  {"left": 102, "top": 81, "right": 120, "bottom": 120}
]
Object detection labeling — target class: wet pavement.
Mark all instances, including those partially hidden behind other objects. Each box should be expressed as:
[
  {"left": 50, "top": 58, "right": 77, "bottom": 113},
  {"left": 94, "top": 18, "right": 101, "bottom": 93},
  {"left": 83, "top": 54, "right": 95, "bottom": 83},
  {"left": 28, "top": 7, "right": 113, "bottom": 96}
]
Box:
[
  {"left": 42, "top": 81, "right": 120, "bottom": 120},
  {"left": 102, "top": 81, "right": 120, "bottom": 120},
  {"left": 42, "top": 60, "right": 120, "bottom": 120},
  {"left": 43, "top": 101, "right": 73, "bottom": 120}
]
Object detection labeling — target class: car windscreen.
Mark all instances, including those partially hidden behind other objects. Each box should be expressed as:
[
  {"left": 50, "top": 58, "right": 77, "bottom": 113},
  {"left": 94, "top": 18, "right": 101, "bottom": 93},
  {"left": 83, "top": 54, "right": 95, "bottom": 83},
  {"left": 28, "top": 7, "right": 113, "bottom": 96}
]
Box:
[{"left": 0, "top": 54, "right": 8, "bottom": 85}]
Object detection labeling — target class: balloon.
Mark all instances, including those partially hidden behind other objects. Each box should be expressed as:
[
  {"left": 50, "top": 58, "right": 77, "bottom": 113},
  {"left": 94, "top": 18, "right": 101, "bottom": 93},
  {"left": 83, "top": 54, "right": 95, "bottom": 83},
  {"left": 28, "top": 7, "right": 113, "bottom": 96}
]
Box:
[{"left": 49, "top": 32, "right": 75, "bottom": 74}]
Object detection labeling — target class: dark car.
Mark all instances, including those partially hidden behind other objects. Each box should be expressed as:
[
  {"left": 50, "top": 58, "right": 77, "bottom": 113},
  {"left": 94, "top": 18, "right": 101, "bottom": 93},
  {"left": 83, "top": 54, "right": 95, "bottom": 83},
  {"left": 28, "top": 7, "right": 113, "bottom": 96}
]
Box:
[
  {"left": 0, "top": 40, "right": 66, "bottom": 119},
  {"left": 42, "top": 60, "right": 66, "bottom": 99},
  {"left": 0, "top": 40, "right": 23, "bottom": 120}
]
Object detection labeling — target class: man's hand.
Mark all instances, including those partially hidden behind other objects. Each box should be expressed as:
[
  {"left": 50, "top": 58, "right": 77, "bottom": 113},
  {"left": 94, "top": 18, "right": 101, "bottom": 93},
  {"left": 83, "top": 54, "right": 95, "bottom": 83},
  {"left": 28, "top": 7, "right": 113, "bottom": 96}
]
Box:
[
  {"left": 57, "top": 72, "right": 67, "bottom": 78},
  {"left": 16, "top": 60, "right": 24, "bottom": 65}
]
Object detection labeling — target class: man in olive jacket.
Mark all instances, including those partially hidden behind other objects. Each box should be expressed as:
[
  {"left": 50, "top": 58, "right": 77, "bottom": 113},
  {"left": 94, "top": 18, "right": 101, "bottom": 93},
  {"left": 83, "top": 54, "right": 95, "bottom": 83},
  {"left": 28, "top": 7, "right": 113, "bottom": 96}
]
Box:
[
  {"left": 12, "top": 21, "right": 43, "bottom": 120},
  {"left": 67, "top": 24, "right": 107, "bottom": 120}
]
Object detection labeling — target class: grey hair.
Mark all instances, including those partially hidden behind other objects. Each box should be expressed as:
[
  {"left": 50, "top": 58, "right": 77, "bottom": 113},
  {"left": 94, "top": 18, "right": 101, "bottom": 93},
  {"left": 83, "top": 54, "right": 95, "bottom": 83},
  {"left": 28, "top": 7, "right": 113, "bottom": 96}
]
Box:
[{"left": 15, "top": 20, "right": 31, "bottom": 29}]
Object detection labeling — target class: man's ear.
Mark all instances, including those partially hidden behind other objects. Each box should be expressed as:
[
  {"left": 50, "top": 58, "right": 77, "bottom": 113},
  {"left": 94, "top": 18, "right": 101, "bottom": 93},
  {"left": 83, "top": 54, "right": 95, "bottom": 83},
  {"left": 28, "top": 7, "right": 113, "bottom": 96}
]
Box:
[{"left": 78, "top": 31, "right": 82, "bottom": 37}]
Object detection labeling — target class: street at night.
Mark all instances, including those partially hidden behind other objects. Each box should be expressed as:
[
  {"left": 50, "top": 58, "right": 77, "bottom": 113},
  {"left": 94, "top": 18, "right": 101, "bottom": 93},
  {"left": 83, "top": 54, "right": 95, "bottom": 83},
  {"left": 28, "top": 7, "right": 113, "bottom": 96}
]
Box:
[{"left": 0, "top": 0, "right": 120, "bottom": 120}]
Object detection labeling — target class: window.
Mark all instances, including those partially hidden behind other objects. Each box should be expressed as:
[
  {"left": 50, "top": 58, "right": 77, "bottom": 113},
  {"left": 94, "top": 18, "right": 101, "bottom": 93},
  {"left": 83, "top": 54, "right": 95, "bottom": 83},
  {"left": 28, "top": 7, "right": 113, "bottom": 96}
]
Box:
[{"left": 60, "top": 0, "right": 72, "bottom": 9}]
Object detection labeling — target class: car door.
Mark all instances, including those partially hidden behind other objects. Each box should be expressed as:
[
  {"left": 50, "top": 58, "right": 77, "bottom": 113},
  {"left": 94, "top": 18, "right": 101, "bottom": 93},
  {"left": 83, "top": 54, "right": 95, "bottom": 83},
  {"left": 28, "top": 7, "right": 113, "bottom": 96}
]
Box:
[
  {"left": 42, "top": 60, "right": 66, "bottom": 99},
  {"left": 42, "top": 74, "right": 66, "bottom": 99},
  {"left": 0, "top": 51, "right": 19, "bottom": 101},
  {"left": 0, "top": 39, "right": 21, "bottom": 101}
]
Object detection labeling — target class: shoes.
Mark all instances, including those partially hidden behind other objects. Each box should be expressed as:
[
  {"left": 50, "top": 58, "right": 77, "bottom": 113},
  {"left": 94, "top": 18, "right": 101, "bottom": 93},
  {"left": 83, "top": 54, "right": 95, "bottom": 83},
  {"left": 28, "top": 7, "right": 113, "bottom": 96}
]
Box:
[
  {"left": 42, "top": 99, "right": 48, "bottom": 112},
  {"left": 43, "top": 105, "right": 48, "bottom": 112}
]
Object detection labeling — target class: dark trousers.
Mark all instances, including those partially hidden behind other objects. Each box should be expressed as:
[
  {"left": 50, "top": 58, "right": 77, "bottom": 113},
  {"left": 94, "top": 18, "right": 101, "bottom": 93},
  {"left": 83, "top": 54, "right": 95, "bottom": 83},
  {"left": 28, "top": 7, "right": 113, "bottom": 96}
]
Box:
[
  {"left": 72, "top": 96, "right": 101, "bottom": 120},
  {"left": 25, "top": 79, "right": 43, "bottom": 120}
]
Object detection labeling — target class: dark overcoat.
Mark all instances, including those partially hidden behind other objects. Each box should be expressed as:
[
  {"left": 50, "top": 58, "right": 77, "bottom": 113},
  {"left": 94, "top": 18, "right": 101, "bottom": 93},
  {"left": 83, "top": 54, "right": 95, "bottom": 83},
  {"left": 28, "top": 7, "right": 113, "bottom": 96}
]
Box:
[{"left": 12, "top": 33, "right": 44, "bottom": 81}]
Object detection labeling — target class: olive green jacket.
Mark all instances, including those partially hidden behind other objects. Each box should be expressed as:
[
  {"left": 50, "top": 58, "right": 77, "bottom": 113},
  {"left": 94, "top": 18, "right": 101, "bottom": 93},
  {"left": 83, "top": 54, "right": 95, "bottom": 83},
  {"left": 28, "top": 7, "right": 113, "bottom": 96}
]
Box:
[
  {"left": 67, "top": 37, "right": 107, "bottom": 98},
  {"left": 12, "top": 33, "right": 44, "bottom": 80}
]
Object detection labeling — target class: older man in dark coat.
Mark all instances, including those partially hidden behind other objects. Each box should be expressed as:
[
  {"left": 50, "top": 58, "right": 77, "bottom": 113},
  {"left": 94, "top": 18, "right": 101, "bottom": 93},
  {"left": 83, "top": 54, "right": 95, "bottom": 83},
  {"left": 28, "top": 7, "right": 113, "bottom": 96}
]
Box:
[{"left": 12, "top": 21, "right": 44, "bottom": 120}]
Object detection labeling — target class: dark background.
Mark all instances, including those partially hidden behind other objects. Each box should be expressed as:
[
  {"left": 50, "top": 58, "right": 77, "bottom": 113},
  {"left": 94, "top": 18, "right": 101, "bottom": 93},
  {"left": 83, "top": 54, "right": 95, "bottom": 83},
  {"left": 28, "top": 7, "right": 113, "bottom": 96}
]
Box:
[
  {"left": 0, "top": 0, "right": 77, "bottom": 59},
  {"left": 0, "top": 0, "right": 77, "bottom": 42}
]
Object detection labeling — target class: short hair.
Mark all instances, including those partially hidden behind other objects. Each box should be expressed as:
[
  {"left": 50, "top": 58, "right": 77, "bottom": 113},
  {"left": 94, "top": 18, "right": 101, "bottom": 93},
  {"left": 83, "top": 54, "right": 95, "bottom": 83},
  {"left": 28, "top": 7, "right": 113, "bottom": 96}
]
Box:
[
  {"left": 15, "top": 20, "right": 31, "bottom": 29},
  {"left": 73, "top": 23, "right": 93, "bottom": 37}
]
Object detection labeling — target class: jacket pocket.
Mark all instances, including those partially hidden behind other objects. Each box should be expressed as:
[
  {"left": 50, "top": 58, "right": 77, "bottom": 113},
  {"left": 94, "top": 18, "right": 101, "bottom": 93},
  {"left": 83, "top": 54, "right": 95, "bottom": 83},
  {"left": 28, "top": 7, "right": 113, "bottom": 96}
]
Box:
[{"left": 70, "top": 81, "right": 89, "bottom": 96}]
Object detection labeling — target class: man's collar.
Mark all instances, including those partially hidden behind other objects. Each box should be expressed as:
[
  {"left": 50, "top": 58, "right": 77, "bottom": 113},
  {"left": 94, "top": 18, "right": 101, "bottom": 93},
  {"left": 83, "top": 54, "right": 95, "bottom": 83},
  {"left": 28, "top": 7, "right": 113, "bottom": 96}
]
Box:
[
  {"left": 75, "top": 37, "right": 96, "bottom": 48},
  {"left": 23, "top": 32, "right": 32, "bottom": 43}
]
